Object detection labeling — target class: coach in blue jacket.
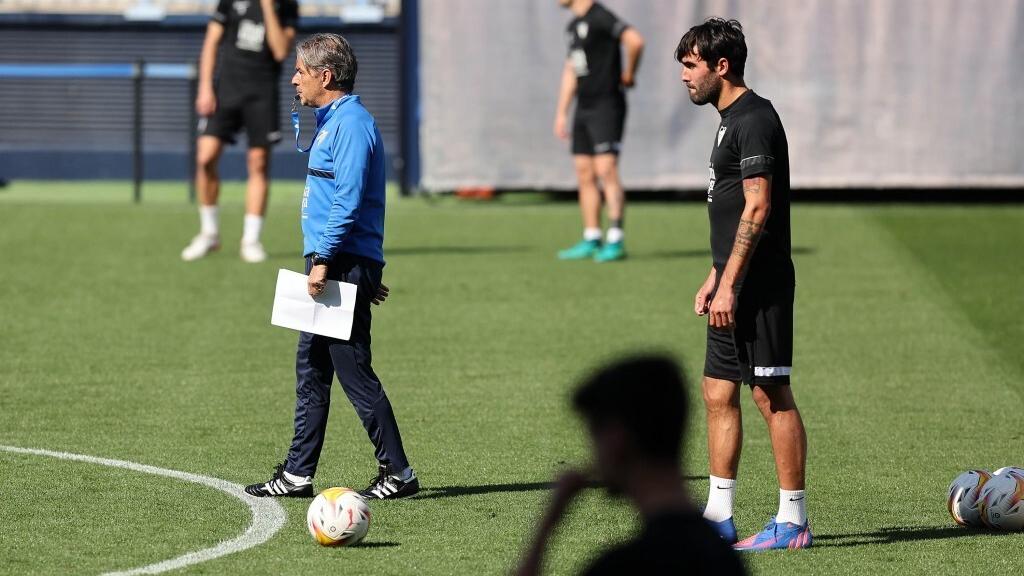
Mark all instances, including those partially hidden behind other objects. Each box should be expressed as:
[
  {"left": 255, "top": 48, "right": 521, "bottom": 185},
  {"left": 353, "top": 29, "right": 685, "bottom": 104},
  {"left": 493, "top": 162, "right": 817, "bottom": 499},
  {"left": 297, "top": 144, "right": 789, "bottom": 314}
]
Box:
[{"left": 245, "top": 33, "right": 418, "bottom": 500}]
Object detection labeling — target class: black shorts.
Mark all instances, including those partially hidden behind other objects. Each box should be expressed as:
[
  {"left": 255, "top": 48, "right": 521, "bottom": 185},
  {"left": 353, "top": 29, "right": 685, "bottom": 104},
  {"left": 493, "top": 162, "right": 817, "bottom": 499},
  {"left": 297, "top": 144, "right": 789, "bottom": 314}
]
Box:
[
  {"left": 572, "top": 97, "right": 626, "bottom": 156},
  {"left": 704, "top": 283, "right": 794, "bottom": 386},
  {"left": 200, "top": 80, "right": 282, "bottom": 148}
]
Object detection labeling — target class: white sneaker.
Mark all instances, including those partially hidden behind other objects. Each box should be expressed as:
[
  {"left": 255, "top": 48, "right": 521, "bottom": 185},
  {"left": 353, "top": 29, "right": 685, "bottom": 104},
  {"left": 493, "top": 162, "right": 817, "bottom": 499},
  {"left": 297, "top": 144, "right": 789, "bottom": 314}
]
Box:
[
  {"left": 240, "top": 240, "right": 268, "bottom": 263},
  {"left": 181, "top": 234, "right": 220, "bottom": 261}
]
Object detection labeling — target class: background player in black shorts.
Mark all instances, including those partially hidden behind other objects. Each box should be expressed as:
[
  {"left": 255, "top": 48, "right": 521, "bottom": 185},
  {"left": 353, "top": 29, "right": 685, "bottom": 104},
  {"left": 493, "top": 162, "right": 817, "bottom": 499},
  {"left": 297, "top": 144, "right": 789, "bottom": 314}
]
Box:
[
  {"left": 554, "top": 0, "right": 643, "bottom": 263},
  {"left": 677, "top": 19, "right": 812, "bottom": 550},
  {"left": 182, "top": 0, "right": 298, "bottom": 263}
]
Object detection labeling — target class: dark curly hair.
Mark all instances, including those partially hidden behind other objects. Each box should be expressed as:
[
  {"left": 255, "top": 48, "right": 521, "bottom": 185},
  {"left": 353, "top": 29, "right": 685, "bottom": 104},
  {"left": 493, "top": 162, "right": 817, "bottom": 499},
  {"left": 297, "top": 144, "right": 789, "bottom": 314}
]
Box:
[{"left": 675, "top": 17, "right": 747, "bottom": 78}]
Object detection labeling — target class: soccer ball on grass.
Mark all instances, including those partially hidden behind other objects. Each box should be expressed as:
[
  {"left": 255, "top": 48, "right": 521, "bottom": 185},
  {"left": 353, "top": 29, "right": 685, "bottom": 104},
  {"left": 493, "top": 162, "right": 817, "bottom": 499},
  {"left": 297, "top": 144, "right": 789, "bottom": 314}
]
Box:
[
  {"left": 946, "top": 469, "right": 991, "bottom": 527},
  {"left": 977, "top": 471, "right": 1024, "bottom": 531},
  {"left": 307, "top": 487, "right": 372, "bottom": 546}
]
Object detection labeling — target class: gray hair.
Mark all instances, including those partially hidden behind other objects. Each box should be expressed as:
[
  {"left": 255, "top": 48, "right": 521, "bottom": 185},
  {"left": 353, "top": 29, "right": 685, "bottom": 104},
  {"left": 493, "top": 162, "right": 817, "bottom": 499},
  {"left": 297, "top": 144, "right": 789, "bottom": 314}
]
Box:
[{"left": 296, "top": 33, "right": 358, "bottom": 92}]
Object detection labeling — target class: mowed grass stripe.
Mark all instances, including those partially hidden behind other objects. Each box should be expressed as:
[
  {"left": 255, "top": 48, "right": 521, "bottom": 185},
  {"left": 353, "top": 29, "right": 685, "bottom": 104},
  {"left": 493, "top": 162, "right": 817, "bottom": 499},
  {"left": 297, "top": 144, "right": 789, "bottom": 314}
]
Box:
[
  {"left": 743, "top": 206, "right": 1023, "bottom": 575},
  {"left": 872, "top": 205, "right": 1024, "bottom": 397},
  {"left": 2, "top": 183, "right": 1023, "bottom": 575}
]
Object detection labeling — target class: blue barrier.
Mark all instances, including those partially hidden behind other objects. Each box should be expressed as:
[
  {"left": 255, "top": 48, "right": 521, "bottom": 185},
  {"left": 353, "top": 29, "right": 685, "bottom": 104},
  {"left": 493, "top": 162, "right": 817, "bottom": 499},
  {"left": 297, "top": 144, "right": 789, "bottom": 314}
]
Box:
[
  {"left": 143, "top": 63, "right": 196, "bottom": 80},
  {"left": 0, "top": 63, "right": 134, "bottom": 78},
  {"left": 0, "top": 61, "right": 198, "bottom": 201},
  {"left": 0, "top": 62, "right": 195, "bottom": 79}
]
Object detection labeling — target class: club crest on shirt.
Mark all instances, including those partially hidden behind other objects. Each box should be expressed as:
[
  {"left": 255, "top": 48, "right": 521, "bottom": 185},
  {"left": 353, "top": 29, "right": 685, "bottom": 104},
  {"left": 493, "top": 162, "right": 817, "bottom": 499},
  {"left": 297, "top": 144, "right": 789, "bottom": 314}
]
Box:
[
  {"left": 233, "top": 0, "right": 249, "bottom": 15},
  {"left": 576, "top": 21, "right": 589, "bottom": 39},
  {"left": 316, "top": 129, "right": 329, "bottom": 147},
  {"left": 717, "top": 125, "right": 727, "bottom": 146},
  {"left": 707, "top": 164, "right": 716, "bottom": 202}
]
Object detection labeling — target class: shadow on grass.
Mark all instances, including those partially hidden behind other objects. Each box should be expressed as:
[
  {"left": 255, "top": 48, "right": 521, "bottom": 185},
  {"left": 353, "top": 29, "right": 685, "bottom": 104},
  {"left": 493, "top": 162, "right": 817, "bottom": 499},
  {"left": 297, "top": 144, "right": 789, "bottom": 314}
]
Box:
[
  {"left": 637, "top": 246, "right": 816, "bottom": 261},
  {"left": 386, "top": 245, "right": 532, "bottom": 256},
  {"left": 412, "top": 481, "right": 561, "bottom": 500},
  {"left": 262, "top": 245, "right": 531, "bottom": 262},
  {"left": 814, "top": 525, "right": 1012, "bottom": 548},
  {"left": 413, "top": 477, "right": 705, "bottom": 500},
  {"left": 638, "top": 248, "right": 712, "bottom": 260}
]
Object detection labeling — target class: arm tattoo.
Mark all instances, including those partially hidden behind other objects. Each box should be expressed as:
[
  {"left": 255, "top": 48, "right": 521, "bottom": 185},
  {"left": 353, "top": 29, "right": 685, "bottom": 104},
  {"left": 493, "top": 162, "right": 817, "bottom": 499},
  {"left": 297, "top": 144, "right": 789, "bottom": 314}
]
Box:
[
  {"left": 733, "top": 178, "right": 768, "bottom": 260},
  {"left": 731, "top": 218, "right": 764, "bottom": 261},
  {"left": 718, "top": 177, "right": 771, "bottom": 287}
]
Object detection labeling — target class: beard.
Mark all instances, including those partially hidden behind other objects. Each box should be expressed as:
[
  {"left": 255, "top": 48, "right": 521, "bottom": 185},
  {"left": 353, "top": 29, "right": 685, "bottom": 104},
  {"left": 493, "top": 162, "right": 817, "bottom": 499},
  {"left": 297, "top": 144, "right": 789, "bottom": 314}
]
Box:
[{"left": 689, "top": 75, "right": 722, "bottom": 106}]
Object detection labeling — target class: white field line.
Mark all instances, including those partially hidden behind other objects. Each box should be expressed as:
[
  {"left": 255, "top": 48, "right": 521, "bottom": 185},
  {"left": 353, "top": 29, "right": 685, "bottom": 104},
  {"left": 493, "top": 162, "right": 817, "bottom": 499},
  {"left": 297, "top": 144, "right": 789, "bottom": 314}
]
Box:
[{"left": 0, "top": 445, "right": 287, "bottom": 575}]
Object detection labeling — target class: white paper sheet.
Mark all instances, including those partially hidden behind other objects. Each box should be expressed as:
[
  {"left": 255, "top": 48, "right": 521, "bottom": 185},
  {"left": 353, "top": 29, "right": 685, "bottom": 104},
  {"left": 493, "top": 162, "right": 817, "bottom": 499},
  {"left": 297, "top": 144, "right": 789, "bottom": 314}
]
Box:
[{"left": 270, "top": 269, "right": 358, "bottom": 340}]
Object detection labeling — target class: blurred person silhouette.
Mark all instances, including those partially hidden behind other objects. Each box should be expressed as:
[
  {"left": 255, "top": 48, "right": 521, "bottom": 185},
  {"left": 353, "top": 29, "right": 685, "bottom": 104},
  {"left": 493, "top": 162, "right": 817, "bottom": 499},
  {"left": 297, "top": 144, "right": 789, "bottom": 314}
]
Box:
[
  {"left": 182, "top": 0, "right": 298, "bottom": 263},
  {"left": 515, "top": 356, "right": 746, "bottom": 575}
]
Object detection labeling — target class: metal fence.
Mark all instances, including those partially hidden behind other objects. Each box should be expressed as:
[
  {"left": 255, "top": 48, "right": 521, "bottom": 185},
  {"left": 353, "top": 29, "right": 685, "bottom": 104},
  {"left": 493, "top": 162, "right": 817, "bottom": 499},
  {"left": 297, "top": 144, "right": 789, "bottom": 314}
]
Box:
[{"left": 0, "top": 11, "right": 414, "bottom": 195}]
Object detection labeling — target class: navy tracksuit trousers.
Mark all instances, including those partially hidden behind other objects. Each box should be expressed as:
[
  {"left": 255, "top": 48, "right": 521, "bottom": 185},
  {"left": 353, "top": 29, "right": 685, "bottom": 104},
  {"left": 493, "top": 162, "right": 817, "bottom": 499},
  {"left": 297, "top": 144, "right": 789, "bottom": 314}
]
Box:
[{"left": 285, "top": 255, "right": 410, "bottom": 477}]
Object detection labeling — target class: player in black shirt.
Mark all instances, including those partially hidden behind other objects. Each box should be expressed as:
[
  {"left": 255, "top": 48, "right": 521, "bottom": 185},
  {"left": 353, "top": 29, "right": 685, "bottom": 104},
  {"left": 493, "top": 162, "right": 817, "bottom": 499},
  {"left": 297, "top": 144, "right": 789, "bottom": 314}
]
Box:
[
  {"left": 677, "top": 18, "right": 811, "bottom": 551},
  {"left": 515, "top": 356, "right": 746, "bottom": 576},
  {"left": 555, "top": 0, "right": 644, "bottom": 263},
  {"left": 182, "top": 0, "right": 298, "bottom": 264}
]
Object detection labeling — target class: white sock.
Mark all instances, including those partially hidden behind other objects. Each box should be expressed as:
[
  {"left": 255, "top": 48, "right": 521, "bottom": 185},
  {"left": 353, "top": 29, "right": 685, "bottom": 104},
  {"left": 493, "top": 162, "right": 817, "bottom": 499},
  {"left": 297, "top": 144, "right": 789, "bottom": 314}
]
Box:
[
  {"left": 583, "top": 227, "right": 602, "bottom": 242},
  {"left": 283, "top": 470, "right": 311, "bottom": 485},
  {"left": 606, "top": 227, "right": 624, "bottom": 244},
  {"left": 199, "top": 205, "right": 219, "bottom": 237},
  {"left": 703, "top": 475, "right": 735, "bottom": 522},
  {"left": 242, "top": 214, "right": 263, "bottom": 243},
  {"left": 776, "top": 488, "right": 807, "bottom": 525},
  {"left": 394, "top": 466, "right": 415, "bottom": 482}
]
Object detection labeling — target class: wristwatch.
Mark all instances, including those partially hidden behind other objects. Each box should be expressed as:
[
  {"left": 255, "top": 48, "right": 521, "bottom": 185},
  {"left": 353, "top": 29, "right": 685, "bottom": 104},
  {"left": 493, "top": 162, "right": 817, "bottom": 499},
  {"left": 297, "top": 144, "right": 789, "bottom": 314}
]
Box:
[{"left": 312, "top": 253, "right": 330, "bottom": 266}]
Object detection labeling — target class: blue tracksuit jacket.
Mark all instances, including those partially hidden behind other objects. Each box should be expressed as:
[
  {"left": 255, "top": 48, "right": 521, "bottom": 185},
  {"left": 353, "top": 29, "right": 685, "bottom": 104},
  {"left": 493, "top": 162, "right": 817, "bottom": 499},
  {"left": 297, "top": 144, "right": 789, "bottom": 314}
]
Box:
[{"left": 301, "top": 94, "right": 386, "bottom": 264}]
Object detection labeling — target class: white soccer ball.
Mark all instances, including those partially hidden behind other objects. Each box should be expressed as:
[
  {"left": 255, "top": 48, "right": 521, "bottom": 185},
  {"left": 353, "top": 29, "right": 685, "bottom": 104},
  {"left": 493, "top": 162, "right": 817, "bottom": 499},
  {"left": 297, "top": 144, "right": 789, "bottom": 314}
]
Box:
[
  {"left": 947, "top": 469, "right": 992, "bottom": 527},
  {"left": 306, "top": 487, "right": 372, "bottom": 546},
  {"left": 978, "top": 472, "right": 1024, "bottom": 531}
]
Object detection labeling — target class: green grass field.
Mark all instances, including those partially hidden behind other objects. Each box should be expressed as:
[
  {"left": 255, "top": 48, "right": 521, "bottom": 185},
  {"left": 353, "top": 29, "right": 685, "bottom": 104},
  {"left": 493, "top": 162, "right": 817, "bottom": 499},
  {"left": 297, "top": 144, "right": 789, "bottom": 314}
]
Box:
[{"left": 1, "top": 181, "right": 1022, "bottom": 575}]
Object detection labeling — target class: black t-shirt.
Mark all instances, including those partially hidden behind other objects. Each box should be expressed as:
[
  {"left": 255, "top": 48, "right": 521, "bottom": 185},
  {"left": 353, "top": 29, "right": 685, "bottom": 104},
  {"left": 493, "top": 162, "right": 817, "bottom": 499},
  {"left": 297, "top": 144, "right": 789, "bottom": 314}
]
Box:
[
  {"left": 708, "top": 90, "right": 795, "bottom": 288},
  {"left": 566, "top": 2, "right": 627, "bottom": 106},
  {"left": 581, "top": 511, "right": 747, "bottom": 576},
  {"left": 213, "top": 0, "right": 299, "bottom": 83}
]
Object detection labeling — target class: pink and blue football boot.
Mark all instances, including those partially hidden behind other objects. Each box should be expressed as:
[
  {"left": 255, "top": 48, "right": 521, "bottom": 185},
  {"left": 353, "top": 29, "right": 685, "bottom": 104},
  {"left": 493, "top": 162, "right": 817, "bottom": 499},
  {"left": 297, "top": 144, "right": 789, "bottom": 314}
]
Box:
[{"left": 733, "top": 517, "right": 813, "bottom": 551}]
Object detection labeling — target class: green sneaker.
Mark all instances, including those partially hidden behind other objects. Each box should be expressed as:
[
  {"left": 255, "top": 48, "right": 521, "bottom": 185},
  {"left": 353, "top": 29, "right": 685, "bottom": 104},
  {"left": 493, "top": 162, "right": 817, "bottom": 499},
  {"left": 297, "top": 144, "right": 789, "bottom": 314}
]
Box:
[
  {"left": 594, "top": 241, "right": 626, "bottom": 262},
  {"left": 558, "top": 239, "right": 602, "bottom": 260}
]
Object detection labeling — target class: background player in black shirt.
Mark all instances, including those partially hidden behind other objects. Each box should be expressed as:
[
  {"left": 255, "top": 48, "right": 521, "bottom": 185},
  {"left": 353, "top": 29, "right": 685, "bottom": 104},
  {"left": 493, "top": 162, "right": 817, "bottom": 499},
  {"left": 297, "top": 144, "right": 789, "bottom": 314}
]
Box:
[
  {"left": 182, "top": 0, "right": 298, "bottom": 263},
  {"left": 677, "top": 18, "right": 811, "bottom": 551},
  {"left": 555, "top": 0, "right": 644, "bottom": 263},
  {"left": 514, "top": 356, "right": 746, "bottom": 576}
]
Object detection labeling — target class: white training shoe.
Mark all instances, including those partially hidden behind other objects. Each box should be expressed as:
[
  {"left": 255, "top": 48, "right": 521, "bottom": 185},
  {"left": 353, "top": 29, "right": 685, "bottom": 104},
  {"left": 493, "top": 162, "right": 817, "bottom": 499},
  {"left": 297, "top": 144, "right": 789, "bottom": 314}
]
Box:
[
  {"left": 240, "top": 240, "right": 268, "bottom": 263},
  {"left": 181, "top": 234, "right": 220, "bottom": 261}
]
